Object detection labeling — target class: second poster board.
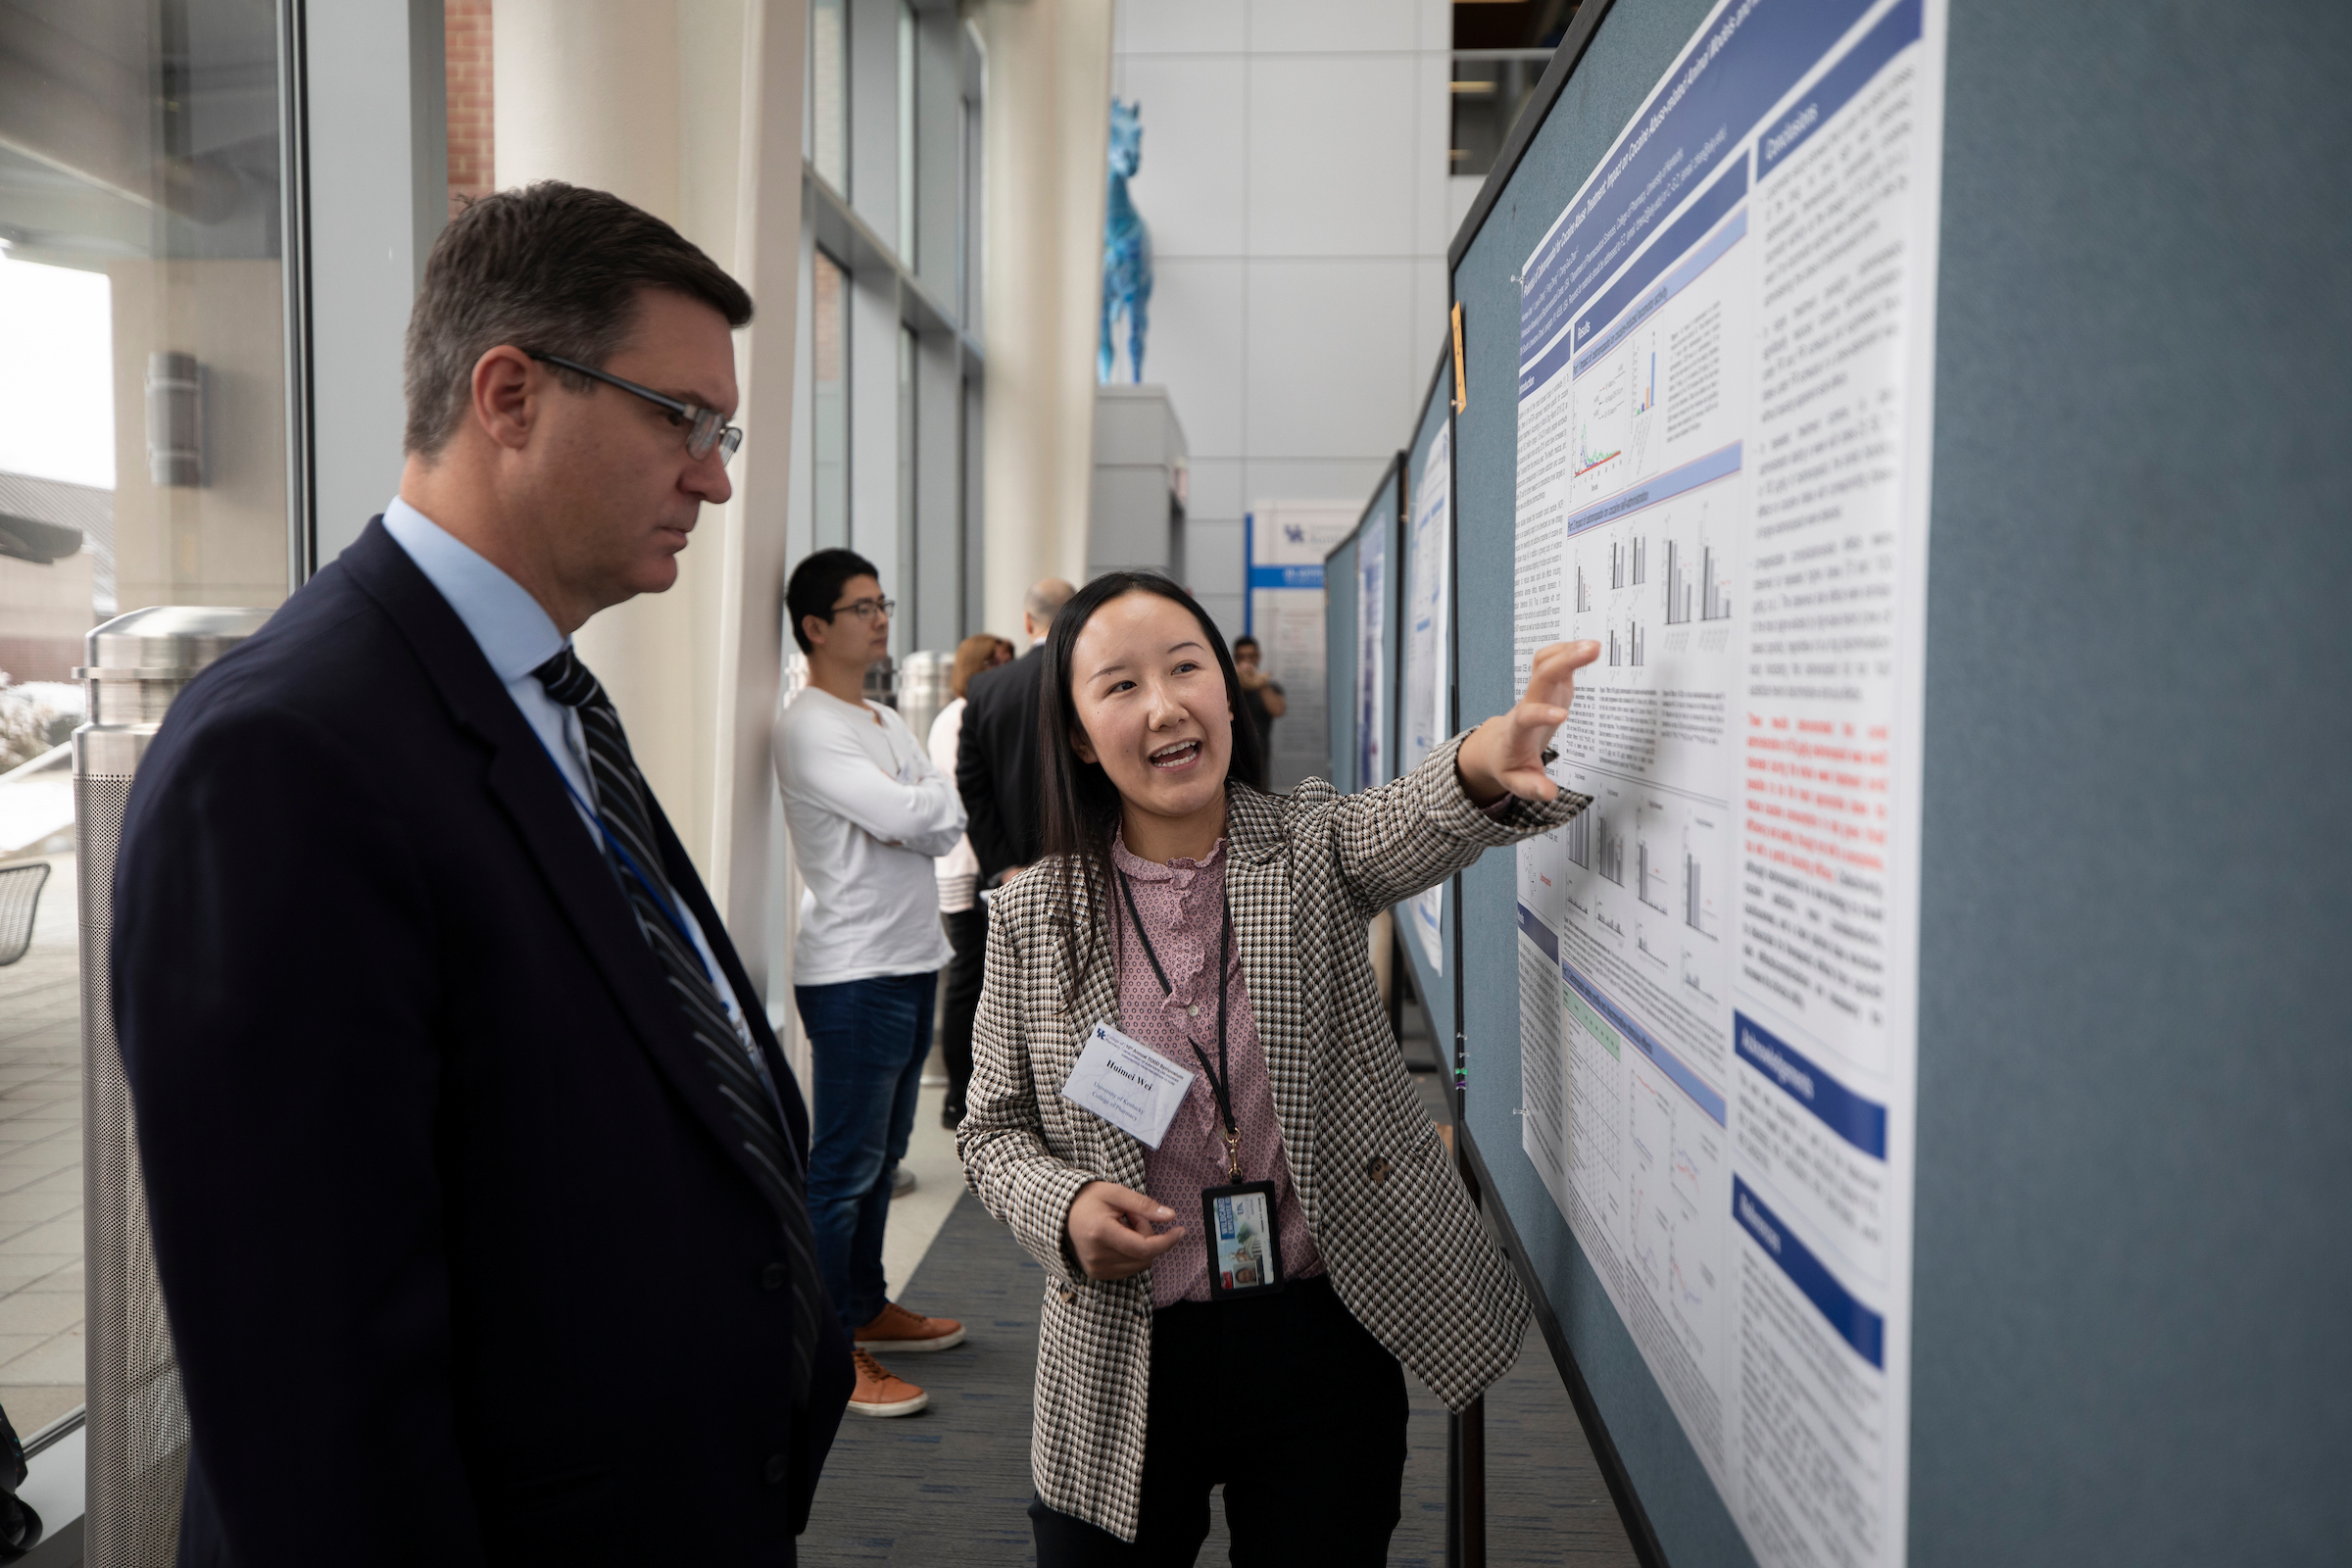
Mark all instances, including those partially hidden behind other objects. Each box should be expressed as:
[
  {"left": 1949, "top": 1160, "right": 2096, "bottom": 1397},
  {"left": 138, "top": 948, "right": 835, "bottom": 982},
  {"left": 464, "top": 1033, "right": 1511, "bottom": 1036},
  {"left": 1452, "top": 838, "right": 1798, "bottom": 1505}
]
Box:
[
  {"left": 1397, "top": 344, "right": 1460, "bottom": 1022},
  {"left": 1245, "top": 501, "right": 1359, "bottom": 792}
]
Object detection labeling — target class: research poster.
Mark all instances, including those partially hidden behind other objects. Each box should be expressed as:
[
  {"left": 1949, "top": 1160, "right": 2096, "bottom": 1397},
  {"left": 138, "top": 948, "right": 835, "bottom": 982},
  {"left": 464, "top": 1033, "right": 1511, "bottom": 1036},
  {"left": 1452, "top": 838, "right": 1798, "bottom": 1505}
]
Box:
[
  {"left": 1510, "top": 1, "right": 1942, "bottom": 1564},
  {"left": 1247, "top": 502, "right": 1358, "bottom": 793},
  {"left": 1356, "top": 515, "right": 1386, "bottom": 790},
  {"left": 1403, "top": 422, "right": 1453, "bottom": 973}
]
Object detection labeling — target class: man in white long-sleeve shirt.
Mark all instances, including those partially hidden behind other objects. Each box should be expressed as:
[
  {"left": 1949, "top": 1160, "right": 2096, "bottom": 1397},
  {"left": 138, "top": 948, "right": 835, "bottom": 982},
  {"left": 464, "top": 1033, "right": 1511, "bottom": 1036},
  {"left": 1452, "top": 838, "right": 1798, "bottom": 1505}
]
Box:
[{"left": 774, "top": 548, "right": 968, "bottom": 1419}]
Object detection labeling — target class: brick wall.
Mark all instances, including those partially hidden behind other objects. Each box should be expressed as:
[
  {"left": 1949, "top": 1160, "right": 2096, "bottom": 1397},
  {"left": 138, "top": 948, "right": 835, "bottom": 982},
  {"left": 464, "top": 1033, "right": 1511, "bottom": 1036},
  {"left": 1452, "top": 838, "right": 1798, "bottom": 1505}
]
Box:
[{"left": 446, "top": 0, "right": 495, "bottom": 214}]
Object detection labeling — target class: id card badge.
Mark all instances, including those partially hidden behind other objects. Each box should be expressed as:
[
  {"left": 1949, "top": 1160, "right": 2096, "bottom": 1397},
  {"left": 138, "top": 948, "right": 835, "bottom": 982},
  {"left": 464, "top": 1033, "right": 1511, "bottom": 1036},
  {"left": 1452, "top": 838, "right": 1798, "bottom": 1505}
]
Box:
[
  {"left": 1061, "top": 1022, "right": 1194, "bottom": 1149},
  {"left": 1201, "top": 1181, "right": 1285, "bottom": 1300}
]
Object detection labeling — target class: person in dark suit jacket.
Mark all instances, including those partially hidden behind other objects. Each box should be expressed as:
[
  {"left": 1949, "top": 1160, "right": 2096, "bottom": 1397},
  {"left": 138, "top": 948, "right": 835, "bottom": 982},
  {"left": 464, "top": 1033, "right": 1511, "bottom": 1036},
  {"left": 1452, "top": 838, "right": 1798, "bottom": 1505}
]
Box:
[
  {"left": 114, "top": 183, "right": 852, "bottom": 1566},
  {"left": 955, "top": 577, "right": 1075, "bottom": 889}
]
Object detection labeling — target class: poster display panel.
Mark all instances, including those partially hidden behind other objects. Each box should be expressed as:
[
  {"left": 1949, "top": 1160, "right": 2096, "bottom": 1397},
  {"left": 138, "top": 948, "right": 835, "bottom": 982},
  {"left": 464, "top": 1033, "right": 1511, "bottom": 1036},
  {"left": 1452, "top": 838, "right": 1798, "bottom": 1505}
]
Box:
[
  {"left": 1248, "top": 502, "right": 1359, "bottom": 793},
  {"left": 1356, "top": 513, "right": 1386, "bottom": 790},
  {"left": 1402, "top": 421, "right": 1452, "bottom": 973},
  {"left": 1510, "top": 2, "right": 1944, "bottom": 1564}
]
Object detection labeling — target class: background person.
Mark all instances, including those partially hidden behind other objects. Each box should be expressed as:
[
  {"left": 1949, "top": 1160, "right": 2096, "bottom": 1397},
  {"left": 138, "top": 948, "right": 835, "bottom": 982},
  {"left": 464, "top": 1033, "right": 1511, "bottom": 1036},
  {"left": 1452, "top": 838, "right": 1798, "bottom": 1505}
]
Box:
[
  {"left": 959, "top": 570, "right": 1598, "bottom": 1563},
  {"left": 775, "top": 549, "right": 970, "bottom": 1419},
  {"left": 1229, "top": 634, "right": 1285, "bottom": 791},
  {"left": 956, "top": 577, "right": 1075, "bottom": 892},
  {"left": 929, "top": 632, "right": 1004, "bottom": 1128},
  {"left": 114, "top": 182, "right": 852, "bottom": 1561}
]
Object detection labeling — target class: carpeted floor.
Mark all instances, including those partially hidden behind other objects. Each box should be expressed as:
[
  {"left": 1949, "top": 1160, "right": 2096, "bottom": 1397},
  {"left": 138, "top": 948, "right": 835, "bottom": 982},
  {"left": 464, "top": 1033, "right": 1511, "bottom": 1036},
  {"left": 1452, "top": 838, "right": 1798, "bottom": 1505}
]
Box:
[{"left": 797, "top": 1188, "right": 1640, "bottom": 1566}]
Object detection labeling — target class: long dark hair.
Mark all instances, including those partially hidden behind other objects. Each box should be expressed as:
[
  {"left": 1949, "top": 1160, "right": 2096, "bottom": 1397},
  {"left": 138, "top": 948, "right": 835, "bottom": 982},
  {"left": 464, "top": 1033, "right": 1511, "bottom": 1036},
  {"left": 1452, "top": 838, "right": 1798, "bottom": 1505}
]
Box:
[{"left": 1035, "top": 572, "right": 1264, "bottom": 994}]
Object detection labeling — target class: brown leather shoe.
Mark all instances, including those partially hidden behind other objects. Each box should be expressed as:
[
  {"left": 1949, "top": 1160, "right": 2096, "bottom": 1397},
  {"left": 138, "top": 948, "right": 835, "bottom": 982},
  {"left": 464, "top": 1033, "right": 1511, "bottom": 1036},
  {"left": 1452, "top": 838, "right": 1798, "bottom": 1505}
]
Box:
[
  {"left": 848, "top": 1348, "right": 928, "bottom": 1417},
  {"left": 854, "top": 1299, "right": 966, "bottom": 1353}
]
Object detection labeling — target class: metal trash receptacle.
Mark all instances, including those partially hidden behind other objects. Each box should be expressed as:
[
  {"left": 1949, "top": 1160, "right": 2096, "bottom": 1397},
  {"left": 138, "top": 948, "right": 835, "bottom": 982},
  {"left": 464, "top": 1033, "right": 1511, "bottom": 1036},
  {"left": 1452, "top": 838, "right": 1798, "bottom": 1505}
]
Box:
[
  {"left": 897, "top": 651, "right": 951, "bottom": 756},
  {"left": 75, "top": 606, "right": 271, "bottom": 1566}
]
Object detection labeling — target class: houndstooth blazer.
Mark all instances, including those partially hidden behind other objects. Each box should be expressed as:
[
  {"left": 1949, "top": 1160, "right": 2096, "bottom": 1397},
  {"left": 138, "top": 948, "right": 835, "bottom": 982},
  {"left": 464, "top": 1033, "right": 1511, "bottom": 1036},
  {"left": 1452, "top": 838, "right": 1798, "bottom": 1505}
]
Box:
[{"left": 957, "top": 731, "right": 1590, "bottom": 1542}]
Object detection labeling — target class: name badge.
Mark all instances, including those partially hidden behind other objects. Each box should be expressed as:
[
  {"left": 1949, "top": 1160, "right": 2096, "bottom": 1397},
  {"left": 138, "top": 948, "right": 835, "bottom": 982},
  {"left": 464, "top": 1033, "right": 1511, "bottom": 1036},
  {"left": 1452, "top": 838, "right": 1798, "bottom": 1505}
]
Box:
[{"left": 1061, "top": 1022, "right": 1194, "bottom": 1149}]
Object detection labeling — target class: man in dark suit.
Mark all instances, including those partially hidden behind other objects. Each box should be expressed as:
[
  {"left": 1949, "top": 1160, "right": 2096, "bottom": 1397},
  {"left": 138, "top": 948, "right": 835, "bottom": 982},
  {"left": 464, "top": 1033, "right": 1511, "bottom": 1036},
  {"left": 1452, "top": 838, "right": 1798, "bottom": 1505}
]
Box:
[
  {"left": 114, "top": 182, "right": 852, "bottom": 1565},
  {"left": 955, "top": 577, "right": 1074, "bottom": 889}
]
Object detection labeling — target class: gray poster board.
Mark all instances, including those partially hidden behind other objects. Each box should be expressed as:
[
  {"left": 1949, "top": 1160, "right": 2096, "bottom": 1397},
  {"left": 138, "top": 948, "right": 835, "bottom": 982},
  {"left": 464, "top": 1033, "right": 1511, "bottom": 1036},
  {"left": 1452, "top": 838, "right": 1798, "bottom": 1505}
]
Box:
[
  {"left": 1447, "top": 2, "right": 2352, "bottom": 1565},
  {"left": 1397, "top": 344, "right": 1461, "bottom": 1041}
]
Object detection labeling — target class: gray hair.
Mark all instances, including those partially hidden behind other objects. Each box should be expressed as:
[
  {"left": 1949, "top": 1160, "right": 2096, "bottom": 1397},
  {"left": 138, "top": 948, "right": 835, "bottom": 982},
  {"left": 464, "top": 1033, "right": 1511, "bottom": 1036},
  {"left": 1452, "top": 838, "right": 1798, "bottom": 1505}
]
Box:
[{"left": 1025, "top": 578, "right": 1077, "bottom": 623}]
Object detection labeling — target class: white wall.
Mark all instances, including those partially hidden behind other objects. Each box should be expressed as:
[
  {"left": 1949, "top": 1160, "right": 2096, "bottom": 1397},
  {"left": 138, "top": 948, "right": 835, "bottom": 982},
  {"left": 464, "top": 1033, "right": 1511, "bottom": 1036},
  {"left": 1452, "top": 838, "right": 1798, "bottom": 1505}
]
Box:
[
  {"left": 978, "top": 0, "right": 1115, "bottom": 642},
  {"left": 1109, "top": 0, "right": 1454, "bottom": 642}
]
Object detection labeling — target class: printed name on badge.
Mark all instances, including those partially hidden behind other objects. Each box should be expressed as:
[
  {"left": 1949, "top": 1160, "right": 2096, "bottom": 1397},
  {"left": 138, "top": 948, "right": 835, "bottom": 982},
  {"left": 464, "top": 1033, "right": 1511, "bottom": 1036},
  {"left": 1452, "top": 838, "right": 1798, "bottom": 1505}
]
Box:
[{"left": 1060, "top": 1022, "right": 1194, "bottom": 1149}]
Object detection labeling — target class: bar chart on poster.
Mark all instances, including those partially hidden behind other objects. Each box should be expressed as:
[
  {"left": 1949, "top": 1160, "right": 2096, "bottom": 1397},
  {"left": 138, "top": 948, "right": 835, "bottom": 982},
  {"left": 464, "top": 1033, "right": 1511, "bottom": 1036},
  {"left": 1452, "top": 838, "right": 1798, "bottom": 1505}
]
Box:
[{"left": 1510, "top": 0, "right": 1941, "bottom": 1564}]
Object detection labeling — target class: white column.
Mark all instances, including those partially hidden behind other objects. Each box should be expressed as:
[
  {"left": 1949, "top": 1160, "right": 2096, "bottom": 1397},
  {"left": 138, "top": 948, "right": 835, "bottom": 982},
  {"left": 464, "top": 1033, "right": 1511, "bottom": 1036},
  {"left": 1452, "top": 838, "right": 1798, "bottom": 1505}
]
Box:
[
  {"left": 977, "top": 0, "right": 1113, "bottom": 637},
  {"left": 848, "top": 269, "right": 904, "bottom": 643},
  {"left": 494, "top": 0, "right": 685, "bottom": 220},
  {"left": 493, "top": 0, "right": 706, "bottom": 870},
  {"left": 711, "top": 0, "right": 809, "bottom": 992},
  {"left": 493, "top": 0, "right": 807, "bottom": 986}
]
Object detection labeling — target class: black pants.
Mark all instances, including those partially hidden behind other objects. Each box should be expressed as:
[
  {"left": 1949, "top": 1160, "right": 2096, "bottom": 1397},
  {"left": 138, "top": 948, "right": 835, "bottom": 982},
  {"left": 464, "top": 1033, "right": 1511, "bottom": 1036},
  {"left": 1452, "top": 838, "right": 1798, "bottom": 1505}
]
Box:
[
  {"left": 1029, "top": 1278, "right": 1409, "bottom": 1566},
  {"left": 939, "top": 906, "right": 989, "bottom": 1120}
]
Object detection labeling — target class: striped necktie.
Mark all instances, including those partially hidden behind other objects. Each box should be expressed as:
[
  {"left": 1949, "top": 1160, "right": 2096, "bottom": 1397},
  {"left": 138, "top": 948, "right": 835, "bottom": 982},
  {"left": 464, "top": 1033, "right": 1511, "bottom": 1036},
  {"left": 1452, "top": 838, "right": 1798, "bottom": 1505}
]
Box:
[{"left": 533, "top": 646, "right": 821, "bottom": 1408}]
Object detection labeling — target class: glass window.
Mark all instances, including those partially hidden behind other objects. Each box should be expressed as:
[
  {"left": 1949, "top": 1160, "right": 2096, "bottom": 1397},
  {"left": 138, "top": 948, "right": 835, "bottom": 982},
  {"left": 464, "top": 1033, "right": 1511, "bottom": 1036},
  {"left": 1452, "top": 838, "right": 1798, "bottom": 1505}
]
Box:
[
  {"left": 897, "top": 0, "right": 916, "bottom": 261},
  {"left": 961, "top": 84, "right": 983, "bottom": 333},
  {"left": 811, "top": 250, "right": 851, "bottom": 548},
  {"left": 1449, "top": 52, "right": 1552, "bottom": 179},
  {"left": 896, "top": 323, "right": 915, "bottom": 650},
  {"left": 809, "top": 0, "right": 849, "bottom": 193},
  {"left": 0, "top": 0, "right": 297, "bottom": 1438}
]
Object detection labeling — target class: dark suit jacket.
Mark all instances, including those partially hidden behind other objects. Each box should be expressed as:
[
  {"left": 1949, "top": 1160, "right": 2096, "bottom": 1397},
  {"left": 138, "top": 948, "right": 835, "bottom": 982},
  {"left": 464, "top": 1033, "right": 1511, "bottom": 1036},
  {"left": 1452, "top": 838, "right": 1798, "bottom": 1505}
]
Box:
[
  {"left": 115, "top": 519, "right": 853, "bottom": 1567},
  {"left": 955, "top": 643, "right": 1048, "bottom": 885}
]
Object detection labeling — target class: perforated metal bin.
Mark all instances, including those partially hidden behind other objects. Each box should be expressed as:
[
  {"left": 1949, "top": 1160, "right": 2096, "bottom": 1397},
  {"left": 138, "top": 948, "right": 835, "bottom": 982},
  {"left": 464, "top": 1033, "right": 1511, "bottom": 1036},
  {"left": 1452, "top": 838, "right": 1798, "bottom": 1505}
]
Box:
[
  {"left": 75, "top": 607, "right": 271, "bottom": 1567},
  {"left": 896, "top": 650, "right": 952, "bottom": 758}
]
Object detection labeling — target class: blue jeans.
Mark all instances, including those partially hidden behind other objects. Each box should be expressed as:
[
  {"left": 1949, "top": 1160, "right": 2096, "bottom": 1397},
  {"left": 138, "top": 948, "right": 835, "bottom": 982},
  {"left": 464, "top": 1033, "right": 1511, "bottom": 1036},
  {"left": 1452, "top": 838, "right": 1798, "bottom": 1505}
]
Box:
[{"left": 794, "top": 970, "right": 935, "bottom": 1333}]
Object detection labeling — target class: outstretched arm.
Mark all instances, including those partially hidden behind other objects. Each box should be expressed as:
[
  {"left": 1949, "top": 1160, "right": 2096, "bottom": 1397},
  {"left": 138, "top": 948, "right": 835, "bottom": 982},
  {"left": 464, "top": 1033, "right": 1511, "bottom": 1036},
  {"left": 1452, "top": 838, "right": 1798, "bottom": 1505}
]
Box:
[
  {"left": 1326, "top": 640, "right": 1599, "bottom": 914},
  {"left": 1454, "top": 640, "right": 1600, "bottom": 805}
]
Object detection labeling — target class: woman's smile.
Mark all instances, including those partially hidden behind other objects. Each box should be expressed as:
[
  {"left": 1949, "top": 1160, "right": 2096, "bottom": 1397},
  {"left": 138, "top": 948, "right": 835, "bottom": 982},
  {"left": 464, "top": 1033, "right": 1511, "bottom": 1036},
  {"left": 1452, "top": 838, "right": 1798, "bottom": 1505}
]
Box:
[{"left": 1064, "top": 588, "right": 1238, "bottom": 863}]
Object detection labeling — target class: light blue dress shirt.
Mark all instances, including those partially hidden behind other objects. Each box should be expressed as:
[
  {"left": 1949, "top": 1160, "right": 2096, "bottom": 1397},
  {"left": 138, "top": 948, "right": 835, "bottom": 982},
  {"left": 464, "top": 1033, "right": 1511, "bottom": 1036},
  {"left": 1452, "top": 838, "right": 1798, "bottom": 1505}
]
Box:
[{"left": 381, "top": 497, "right": 750, "bottom": 1037}]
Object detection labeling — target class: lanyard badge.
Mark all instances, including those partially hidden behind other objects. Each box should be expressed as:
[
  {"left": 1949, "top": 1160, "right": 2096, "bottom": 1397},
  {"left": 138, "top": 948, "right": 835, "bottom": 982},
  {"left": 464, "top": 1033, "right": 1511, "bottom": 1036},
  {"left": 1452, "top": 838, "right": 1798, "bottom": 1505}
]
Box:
[
  {"left": 1200, "top": 1180, "right": 1284, "bottom": 1300},
  {"left": 1117, "top": 872, "right": 1285, "bottom": 1300}
]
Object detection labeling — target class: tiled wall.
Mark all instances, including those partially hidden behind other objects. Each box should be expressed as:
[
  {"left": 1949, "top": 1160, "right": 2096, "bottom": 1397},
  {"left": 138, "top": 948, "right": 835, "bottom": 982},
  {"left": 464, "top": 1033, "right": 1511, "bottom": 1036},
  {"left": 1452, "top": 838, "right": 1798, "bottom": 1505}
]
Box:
[{"left": 1111, "top": 0, "right": 1454, "bottom": 641}]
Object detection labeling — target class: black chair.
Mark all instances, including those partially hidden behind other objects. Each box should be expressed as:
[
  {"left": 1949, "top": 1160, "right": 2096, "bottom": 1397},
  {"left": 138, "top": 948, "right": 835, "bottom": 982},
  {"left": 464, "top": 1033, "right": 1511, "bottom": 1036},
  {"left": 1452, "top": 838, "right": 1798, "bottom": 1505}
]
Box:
[{"left": 0, "top": 862, "right": 51, "bottom": 967}]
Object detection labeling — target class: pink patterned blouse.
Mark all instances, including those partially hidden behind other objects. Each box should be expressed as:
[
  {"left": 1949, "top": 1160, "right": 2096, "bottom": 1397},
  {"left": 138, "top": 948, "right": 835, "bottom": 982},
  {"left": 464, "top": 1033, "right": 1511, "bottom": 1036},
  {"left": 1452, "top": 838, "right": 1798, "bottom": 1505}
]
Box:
[{"left": 1109, "top": 831, "right": 1325, "bottom": 1303}]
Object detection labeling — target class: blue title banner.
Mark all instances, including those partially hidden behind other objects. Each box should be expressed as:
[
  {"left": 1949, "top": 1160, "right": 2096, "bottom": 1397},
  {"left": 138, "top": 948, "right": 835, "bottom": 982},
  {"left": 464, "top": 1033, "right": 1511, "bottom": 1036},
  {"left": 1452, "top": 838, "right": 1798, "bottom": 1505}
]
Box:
[
  {"left": 1573, "top": 168, "right": 1748, "bottom": 366},
  {"left": 1757, "top": 0, "right": 1921, "bottom": 180},
  {"left": 1734, "top": 1176, "right": 1886, "bottom": 1367},
  {"left": 1561, "top": 442, "right": 1743, "bottom": 539},
  {"left": 1520, "top": 0, "right": 1878, "bottom": 364},
  {"left": 1735, "top": 1011, "right": 1887, "bottom": 1157},
  {"left": 1563, "top": 961, "right": 1727, "bottom": 1127},
  {"left": 1248, "top": 564, "right": 1325, "bottom": 591},
  {"left": 1517, "top": 902, "right": 1561, "bottom": 964}
]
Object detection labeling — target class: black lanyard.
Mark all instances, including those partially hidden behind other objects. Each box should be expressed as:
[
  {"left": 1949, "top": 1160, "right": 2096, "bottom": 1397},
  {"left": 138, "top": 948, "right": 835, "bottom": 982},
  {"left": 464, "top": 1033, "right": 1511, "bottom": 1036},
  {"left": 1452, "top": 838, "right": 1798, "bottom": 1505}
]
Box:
[{"left": 1116, "top": 869, "right": 1241, "bottom": 1181}]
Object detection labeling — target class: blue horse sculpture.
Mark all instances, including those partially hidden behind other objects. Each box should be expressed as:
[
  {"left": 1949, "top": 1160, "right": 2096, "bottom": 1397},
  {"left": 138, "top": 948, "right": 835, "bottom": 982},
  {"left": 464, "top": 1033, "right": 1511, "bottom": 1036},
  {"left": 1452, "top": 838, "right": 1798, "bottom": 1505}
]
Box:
[{"left": 1100, "top": 98, "right": 1153, "bottom": 384}]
